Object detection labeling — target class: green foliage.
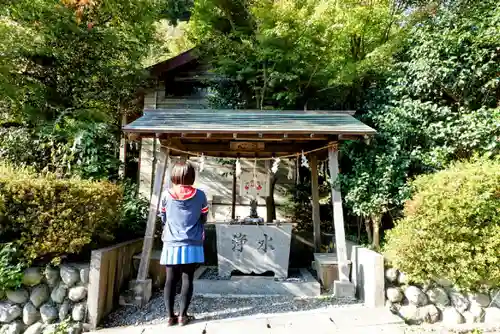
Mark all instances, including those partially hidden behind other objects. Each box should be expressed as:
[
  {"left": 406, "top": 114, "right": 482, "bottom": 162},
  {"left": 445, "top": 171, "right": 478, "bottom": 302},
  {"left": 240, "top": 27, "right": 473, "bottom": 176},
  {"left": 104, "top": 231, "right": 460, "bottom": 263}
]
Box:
[
  {"left": 0, "top": 119, "right": 120, "bottom": 180},
  {"left": 161, "top": 0, "right": 193, "bottom": 25},
  {"left": 189, "top": 0, "right": 404, "bottom": 109},
  {"left": 341, "top": 0, "right": 500, "bottom": 247},
  {"left": 147, "top": 20, "right": 195, "bottom": 67},
  {"left": 341, "top": 138, "right": 411, "bottom": 220},
  {"left": 117, "top": 181, "right": 149, "bottom": 240},
  {"left": 0, "top": 243, "right": 25, "bottom": 291},
  {"left": 0, "top": 164, "right": 123, "bottom": 263},
  {"left": 369, "top": 0, "right": 500, "bottom": 170},
  {"left": 285, "top": 179, "right": 334, "bottom": 233},
  {"left": 384, "top": 158, "right": 500, "bottom": 291},
  {"left": 0, "top": 0, "right": 163, "bottom": 179},
  {"left": 53, "top": 317, "right": 71, "bottom": 334},
  {"left": 285, "top": 182, "right": 314, "bottom": 231},
  {"left": 0, "top": 0, "right": 161, "bottom": 123}
]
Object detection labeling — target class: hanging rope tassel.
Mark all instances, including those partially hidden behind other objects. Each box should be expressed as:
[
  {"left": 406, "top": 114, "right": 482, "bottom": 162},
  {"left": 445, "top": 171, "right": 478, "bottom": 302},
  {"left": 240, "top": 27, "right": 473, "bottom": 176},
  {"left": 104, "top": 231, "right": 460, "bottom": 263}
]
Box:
[
  {"left": 252, "top": 158, "right": 257, "bottom": 180},
  {"left": 301, "top": 150, "right": 309, "bottom": 168},
  {"left": 287, "top": 161, "right": 294, "bottom": 180},
  {"left": 235, "top": 158, "right": 242, "bottom": 178},
  {"left": 296, "top": 155, "right": 300, "bottom": 185},
  {"left": 199, "top": 153, "right": 205, "bottom": 172},
  {"left": 271, "top": 157, "right": 280, "bottom": 174}
]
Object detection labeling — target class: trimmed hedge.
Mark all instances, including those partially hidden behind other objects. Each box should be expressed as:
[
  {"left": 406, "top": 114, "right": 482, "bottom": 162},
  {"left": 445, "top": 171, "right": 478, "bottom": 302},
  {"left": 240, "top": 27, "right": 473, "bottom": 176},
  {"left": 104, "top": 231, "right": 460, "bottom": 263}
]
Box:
[
  {"left": 0, "top": 164, "right": 123, "bottom": 263},
  {"left": 384, "top": 158, "right": 500, "bottom": 291}
]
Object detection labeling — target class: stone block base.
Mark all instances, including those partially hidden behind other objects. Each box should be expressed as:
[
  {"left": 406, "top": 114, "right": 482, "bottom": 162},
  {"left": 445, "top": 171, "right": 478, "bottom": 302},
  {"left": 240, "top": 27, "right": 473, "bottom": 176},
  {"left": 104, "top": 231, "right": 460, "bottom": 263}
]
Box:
[
  {"left": 194, "top": 267, "right": 320, "bottom": 297},
  {"left": 333, "top": 280, "right": 356, "bottom": 298},
  {"left": 132, "top": 250, "right": 165, "bottom": 288},
  {"left": 313, "top": 253, "right": 352, "bottom": 291},
  {"left": 119, "top": 279, "right": 152, "bottom": 307}
]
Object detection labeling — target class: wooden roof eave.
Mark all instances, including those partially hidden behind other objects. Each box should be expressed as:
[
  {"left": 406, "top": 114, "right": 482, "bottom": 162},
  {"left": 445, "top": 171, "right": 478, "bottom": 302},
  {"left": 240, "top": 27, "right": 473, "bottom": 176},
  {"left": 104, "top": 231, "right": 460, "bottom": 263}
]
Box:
[{"left": 123, "top": 109, "right": 377, "bottom": 145}]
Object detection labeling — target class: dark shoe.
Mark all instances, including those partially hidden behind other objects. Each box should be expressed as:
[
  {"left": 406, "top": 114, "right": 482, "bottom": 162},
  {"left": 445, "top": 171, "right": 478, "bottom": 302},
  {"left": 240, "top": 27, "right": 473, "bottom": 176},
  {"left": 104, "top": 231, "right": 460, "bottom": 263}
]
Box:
[
  {"left": 166, "top": 316, "right": 178, "bottom": 326},
  {"left": 178, "top": 315, "right": 194, "bottom": 326}
]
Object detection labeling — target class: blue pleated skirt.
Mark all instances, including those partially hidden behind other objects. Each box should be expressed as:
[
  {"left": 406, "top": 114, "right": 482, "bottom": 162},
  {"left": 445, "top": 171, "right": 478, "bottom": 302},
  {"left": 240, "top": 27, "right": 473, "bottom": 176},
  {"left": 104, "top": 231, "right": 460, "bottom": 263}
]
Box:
[{"left": 160, "top": 244, "right": 205, "bottom": 265}]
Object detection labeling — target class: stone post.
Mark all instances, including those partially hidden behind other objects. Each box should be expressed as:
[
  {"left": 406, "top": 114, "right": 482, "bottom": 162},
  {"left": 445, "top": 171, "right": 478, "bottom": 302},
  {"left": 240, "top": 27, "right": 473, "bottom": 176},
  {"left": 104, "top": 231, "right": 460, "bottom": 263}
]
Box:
[
  {"left": 327, "top": 143, "right": 355, "bottom": 298},
  {"left": 129, "top": 145, "right": 169, "bottom": 306}
]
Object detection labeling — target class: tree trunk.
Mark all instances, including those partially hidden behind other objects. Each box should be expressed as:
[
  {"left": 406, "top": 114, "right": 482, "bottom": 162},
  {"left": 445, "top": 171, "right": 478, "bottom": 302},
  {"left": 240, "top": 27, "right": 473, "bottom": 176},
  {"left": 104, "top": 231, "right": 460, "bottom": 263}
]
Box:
[
  {"left": 231, "top": 162, "right": 237, "bottom": 220},
  {"left": 364, "top": 217, "right": 373, "bottom": 245},
  {"left": 372, "top": 215, "right": 381, "bottom": 251},
  {"left": 266, "top": 175, "right": 277, "bottom": 222},
  {"left": 356, "top": 216, "right": 362, "bottom": 244}
]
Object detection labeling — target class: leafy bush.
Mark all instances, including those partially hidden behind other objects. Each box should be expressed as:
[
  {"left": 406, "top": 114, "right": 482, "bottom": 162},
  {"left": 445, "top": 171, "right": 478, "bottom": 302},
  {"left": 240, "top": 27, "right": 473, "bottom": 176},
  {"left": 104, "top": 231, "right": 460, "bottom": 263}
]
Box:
[
  {"left": 0, "top": 120, "right": 120, "bottom": 181},
  {"left": 0, "top": 243, "right": 25, "bottom": 291},
  {"left": 0, "top": 164, "right": 123, "bottom": 263},
  {"left": 117, "top": 181, "right": 149, "bottom": 241},
  {"left": 384, "top": 158, "right": 500, "bottom": 291}
]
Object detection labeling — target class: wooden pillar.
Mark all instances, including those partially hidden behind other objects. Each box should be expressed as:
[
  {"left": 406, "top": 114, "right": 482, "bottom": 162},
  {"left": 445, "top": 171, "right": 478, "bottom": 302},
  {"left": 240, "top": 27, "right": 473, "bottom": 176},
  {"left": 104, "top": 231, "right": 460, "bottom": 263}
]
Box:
[
  {"left": 137, "top": 146, "right": 169, "bottom": 282},
  {"left": 328, "top": 144, "right": 350, "bottom": 282},
  {"left": 265, "top": 160, "right": 273, "bottom": 223},
  {"left": 231, "top": 162, "right": 237, "bottom": 220},
  {"left": 150, "top": 138, "right": 158, "bottom": 198},
  {"left": 118, "top": 115, "right": 128, "bottom": 178},
  {"left": 296, "top": 157, "right": 300, "bottom": 185},
  {"left": 138, "top": 138, "right": 154, "bottom": 199},
  {"left": 310, "top": 155, "right": 321, "bottom": 252}
]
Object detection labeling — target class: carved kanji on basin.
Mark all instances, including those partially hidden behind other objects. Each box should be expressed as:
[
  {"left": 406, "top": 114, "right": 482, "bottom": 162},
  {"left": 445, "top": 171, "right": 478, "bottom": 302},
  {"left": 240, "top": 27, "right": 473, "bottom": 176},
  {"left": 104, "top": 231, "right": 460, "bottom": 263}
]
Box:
[
  {"left": 257, "top": 234, "right": 275, "bottom": 253},
  {"left": 216, "top": 224, "right": 293, "bottom": 279},
  {"left": 231, "top": 233, "right": 247, "bottom": 252}
]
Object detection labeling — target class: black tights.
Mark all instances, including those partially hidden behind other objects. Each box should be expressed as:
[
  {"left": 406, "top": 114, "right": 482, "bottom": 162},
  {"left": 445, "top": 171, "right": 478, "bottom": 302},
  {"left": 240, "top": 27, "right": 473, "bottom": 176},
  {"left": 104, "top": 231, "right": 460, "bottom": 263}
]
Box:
[{"left": 164, "top": 264, "right": 196, "bottom": 318}]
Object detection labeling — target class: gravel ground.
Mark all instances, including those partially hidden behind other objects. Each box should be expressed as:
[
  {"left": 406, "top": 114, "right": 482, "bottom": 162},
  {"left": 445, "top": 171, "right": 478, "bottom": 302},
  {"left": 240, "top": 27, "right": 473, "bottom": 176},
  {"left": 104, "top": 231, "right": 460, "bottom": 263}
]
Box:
[{"left": 103, "top": 293, "right": 359, "bottom": 328}]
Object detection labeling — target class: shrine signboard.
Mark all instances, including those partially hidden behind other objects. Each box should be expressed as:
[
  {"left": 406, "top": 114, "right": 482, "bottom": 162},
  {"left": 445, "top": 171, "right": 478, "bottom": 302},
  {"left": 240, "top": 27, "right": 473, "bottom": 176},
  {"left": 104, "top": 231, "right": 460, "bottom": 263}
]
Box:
[
  {"left": 215, "top": 223, "right": 293, "bottom": 279},
  {"left": 229, "top": 141, "right": 265, "bottom": 151}
]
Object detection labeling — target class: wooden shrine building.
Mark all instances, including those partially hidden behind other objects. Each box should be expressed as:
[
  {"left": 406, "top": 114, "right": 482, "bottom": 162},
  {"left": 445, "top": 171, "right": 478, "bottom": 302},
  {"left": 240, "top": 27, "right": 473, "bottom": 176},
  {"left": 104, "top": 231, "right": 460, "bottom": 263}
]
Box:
[{"left": 122, "top": 109, "right": 376, "bottom": 305}]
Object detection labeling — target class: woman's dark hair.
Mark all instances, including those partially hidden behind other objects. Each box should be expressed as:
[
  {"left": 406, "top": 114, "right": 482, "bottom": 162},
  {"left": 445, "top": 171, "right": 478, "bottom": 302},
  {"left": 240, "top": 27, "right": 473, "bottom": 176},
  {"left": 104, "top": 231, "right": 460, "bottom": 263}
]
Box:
[{"left": 170, "top": 161, "right": 196, "bottom": 186}]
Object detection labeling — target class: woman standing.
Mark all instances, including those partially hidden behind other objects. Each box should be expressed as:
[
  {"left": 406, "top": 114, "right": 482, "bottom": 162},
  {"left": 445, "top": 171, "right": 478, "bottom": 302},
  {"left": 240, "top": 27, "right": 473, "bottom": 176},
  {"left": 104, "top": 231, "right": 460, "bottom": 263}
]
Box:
[{"left": 160, "top": 161, "right": 208, "bottom": 326}]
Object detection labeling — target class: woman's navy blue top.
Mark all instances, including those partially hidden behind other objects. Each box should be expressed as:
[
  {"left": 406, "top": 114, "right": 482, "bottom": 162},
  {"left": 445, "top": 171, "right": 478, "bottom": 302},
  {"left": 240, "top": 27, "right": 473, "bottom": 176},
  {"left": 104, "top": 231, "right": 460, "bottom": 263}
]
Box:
[{"left": 160, "top": 187, "right": 208, "bottom": 247}]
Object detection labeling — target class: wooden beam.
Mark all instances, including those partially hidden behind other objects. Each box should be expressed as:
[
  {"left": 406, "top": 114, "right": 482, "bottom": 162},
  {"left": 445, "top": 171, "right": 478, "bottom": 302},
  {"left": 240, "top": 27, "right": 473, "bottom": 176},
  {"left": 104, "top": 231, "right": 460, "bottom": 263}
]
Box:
[
  {"left": 328, "top": 144, "right": 350, "bottom": 282},
  {"left": 160, "top": 138, "right": 185, "bottom": 152},
  {"left": 339, "top": 134, "right": 361, "bottom": 141},
  {"left": 310, "top": 155, "right": 321, "bottom": 252},
  {"left": 162, "top": 133, "right": 332, "bottom": 141},
  {"left": 180, "top": 142, "right": 328, "bottom": 154},
  {"left": 137, "top": 147, "right": 169, "bottom": 282}
]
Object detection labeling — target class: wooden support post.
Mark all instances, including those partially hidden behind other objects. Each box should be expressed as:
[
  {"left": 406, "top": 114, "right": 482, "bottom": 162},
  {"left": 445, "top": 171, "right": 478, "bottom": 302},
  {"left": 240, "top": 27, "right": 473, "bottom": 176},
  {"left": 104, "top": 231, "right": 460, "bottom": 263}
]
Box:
[
  {"left": 265, "top": 160, "right": 273, "bottom": 223},
  {"left": 136, "top": 146, "right": 169, "bottom": 291},
  {"left": 149, "top": 138, "right": 158, "bottom": 199},
  {"left": 118, "top": 115, "right": 128, "bottom": 178},
  {"left": 310, "top": 155, "right": 321, "bottom": 252},
  {"left": 124, "top": 145, "right": 169, "bottom": 306},
  {"left": 231, "top": 162, "right": 237, "bottom": 220},
  {"left": 327, "top": 144, "right": 350, "bottom": 282},
  {"left": 296, "top": 157, "right": 300, "bottom": 185}
]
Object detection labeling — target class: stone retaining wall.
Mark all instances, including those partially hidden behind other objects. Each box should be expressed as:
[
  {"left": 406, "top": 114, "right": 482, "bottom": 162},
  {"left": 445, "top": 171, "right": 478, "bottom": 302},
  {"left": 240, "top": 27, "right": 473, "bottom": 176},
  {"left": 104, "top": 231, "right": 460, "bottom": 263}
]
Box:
[
  {"left": 384, "top": 268, "right": 500, "bottom": 326},
  {"left": 0, "top": 264, "right": 90, "bottom": 334}
]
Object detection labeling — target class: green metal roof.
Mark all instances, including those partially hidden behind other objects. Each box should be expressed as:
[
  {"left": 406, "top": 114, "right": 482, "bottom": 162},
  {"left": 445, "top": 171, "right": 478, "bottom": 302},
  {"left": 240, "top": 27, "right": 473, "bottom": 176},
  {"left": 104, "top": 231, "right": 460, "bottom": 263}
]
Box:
[{"left": 123, "top": 109, "right": 376, "bottom": 135}]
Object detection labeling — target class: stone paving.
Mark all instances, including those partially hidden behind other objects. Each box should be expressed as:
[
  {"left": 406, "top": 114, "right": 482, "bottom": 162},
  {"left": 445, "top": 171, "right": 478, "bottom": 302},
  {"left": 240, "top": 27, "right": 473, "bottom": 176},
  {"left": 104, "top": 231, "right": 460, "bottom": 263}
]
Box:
[{"left": 94, "top": 306, "right": 408, "bottom": 334}]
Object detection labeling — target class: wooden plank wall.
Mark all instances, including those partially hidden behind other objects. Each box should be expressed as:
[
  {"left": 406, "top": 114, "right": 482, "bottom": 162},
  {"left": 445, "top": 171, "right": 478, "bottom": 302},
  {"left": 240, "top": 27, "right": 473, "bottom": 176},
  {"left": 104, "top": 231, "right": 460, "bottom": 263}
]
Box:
[{"left": 88, "top": 238, "right": 144, "bottom": 329}]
